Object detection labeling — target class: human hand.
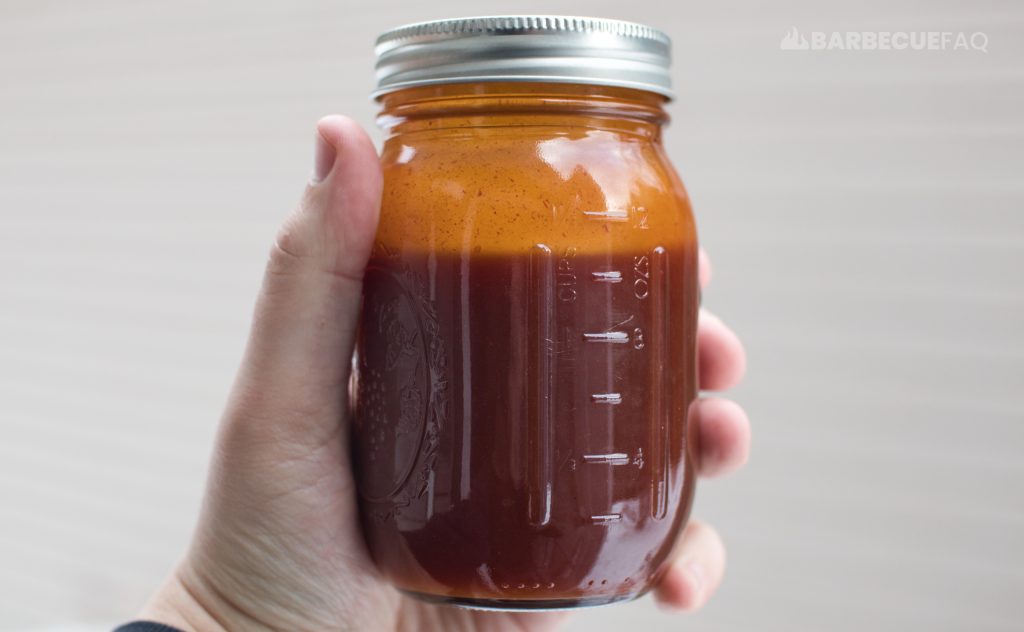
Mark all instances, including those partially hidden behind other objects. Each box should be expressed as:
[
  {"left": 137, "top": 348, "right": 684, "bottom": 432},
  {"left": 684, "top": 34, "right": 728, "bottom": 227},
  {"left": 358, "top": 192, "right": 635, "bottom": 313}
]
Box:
[{"left": 137, "top": 115, "right": 750, "bottom": 632}]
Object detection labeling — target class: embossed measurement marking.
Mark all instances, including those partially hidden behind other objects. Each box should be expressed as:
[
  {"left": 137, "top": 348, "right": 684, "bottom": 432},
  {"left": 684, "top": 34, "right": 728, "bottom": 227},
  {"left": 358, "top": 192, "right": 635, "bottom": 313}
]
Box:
[
  {"left": 583, "top": 209, "right": 629, "bottom": 222},
  {"left": 583, "top": 331, "right": 629, "bottom": 344},
  {"left": 582, "top": 453, "right": 630, "bottom": 466},
  {"left": 591, "top": 392, "right": 622, "bottom": 405},
  {"left": 649, "top": 246, "right": 670, "bottom": 520},
  {"left": 591, "top": 271, "right": 623, "bottom": 283},
  {"left": 527, "top": 244, "right": 555, "bottom": 526},
  {"left": 590, "top": 514, "right": 623, "bottom": 524}
]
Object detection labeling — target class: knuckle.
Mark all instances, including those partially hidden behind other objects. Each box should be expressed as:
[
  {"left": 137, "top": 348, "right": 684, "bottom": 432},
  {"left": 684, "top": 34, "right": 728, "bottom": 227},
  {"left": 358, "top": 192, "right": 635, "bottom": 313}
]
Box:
[{"left": 267, "top": 215, "right": 315, "bottom": 278}]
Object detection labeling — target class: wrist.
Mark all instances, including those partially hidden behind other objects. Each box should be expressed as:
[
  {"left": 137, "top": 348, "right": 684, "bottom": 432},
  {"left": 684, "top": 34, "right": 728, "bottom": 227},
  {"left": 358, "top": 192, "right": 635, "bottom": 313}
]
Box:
[{"left": 138, "top": 566, "right": 228, "bottom": 632}]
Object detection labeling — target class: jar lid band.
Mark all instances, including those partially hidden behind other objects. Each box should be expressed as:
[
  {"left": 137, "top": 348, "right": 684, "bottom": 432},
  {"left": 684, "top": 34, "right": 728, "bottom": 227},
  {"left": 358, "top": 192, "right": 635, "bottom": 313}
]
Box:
[{"left": 373, "top": 15, "right": 674, "bottom": 100}]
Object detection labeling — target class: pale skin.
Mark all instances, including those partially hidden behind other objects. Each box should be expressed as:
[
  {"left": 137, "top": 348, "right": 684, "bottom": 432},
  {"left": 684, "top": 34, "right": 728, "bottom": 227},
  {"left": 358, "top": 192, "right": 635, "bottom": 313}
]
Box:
[{"left": 138, "top": 115, "right": 751, "bottom": 632}]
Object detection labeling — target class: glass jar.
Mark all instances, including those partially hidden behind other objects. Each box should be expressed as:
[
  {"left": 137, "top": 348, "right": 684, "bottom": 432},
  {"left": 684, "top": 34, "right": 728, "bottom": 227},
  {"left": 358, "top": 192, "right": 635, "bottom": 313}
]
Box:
[{"left": 353, "top": 16, "right": 699, "bottom": 610}]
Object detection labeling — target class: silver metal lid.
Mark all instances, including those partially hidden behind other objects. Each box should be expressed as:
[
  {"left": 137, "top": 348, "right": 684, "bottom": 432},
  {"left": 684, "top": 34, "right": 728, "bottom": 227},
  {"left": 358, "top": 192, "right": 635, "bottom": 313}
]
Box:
[{"left": 373, "top": 15, "right": 674, "bottom": 100}]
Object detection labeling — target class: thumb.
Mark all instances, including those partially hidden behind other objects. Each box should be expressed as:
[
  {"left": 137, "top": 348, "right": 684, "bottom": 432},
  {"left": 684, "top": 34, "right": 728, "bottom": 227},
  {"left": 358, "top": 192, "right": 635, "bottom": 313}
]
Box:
[
  {"left": 223, "top": 115, "right": 382, "bottom": 457},
  {"left": 155, "top": 117, "right": 388, "bottom": 632}
]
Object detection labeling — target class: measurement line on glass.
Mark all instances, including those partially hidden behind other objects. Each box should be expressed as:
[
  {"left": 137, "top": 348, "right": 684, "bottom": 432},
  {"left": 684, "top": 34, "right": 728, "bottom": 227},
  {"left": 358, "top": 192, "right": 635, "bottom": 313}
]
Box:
[
  {"left": 590, "top": 392, "right": 622, "bottom": 405},
  {"left": 590, "top": 514, "right": 623, "bottom": 524},
  {"left": 582, "top": 453, "right": 631, "bottom": 466},
  {"left": 591, "top": 271, "right": 623, "bottom": 283},
  {"left": 582, "top": 209, "right": 629, "bottom": 222},
  {"left": 583, "top": 331, "right": 629, "bottom": 344}
]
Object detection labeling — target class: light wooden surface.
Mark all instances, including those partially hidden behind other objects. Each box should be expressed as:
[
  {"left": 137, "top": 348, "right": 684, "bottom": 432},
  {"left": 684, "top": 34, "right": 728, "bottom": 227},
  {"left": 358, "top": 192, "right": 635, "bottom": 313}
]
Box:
[{"left": 1, "top": 1, "right": 1022, "bottom": 630}]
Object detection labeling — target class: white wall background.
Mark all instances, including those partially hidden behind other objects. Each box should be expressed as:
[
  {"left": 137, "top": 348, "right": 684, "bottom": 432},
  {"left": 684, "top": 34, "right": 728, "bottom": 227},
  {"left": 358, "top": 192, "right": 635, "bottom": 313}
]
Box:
[{"left": 1, "top": 1, "right": 1022, "bottom": 630}]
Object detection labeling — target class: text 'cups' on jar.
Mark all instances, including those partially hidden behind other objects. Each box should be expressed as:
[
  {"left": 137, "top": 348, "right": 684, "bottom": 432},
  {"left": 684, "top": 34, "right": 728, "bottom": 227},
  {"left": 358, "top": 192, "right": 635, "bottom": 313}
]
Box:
[{"left": 353, "top": 15, "right": 699, "bottom": 611}]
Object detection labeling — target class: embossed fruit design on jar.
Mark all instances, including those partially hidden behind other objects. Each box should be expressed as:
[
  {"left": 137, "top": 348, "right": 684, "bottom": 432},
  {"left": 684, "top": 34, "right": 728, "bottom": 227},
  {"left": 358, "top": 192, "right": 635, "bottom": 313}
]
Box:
[{"left": 352, "top": 16, "right": 699, "bottom": 610}]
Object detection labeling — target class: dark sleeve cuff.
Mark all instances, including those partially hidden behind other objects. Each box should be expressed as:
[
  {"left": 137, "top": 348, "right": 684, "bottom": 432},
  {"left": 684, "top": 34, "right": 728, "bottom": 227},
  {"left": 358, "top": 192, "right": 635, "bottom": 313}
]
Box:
[{"left": 114, "top": 622, "right": 185, "bottom": 632}]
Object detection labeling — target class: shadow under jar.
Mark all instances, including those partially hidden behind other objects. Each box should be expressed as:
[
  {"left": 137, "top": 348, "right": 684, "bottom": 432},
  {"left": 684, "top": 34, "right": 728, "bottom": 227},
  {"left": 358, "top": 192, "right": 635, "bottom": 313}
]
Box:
[{"left": 353, "top": 15, "right": 700, "bottom": 611}]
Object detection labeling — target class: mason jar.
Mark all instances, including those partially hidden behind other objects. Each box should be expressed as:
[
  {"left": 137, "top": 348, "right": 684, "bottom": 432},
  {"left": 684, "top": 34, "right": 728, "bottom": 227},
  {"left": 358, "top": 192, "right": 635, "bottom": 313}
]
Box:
[{"left": 352, "top": 15, "right": 699, "bottom": 610}]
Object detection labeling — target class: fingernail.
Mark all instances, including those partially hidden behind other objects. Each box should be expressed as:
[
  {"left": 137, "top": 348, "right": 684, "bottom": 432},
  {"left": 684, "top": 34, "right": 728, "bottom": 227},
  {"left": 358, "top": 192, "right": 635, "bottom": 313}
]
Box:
[
  {"left": 685, "top": 561, "right": 706, "bottom": 597},
  {"left": 312, "top": 129, "right": 336, "bottom": 183}
]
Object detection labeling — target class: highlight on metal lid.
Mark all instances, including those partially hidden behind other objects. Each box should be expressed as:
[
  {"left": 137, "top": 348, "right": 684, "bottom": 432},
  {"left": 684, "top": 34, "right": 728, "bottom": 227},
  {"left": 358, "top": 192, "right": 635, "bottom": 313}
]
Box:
[{"left": 372, "top": 15, "right": 674, "bottom": 100}]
